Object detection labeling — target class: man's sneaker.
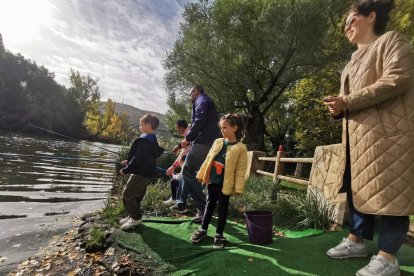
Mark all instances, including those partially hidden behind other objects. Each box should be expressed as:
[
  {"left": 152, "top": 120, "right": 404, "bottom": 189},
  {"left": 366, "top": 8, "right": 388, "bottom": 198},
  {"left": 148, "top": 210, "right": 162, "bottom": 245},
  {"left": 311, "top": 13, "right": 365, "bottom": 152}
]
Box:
[
  {"left": 191, "top": 229, "right": 207, "bottom": 244},
  {"left": 192, "top": 212, "right": 203, "bottom": 223},
  {"left": 163, "top": 197, "right": 175, "bottom": 205},
  {"left": 213, "top": 234, "right": 226, "bottom": 249},
  {"left": 119, "top": 216, "right": 130, "bottom": 225},
  {"left": 120, "top": 218, "right": 142, "bottom": 230},
  {"left": 327, "top": 238, "right": 369, "bottom": 259},
  {"left": 356, "top": 255, "right": 400, "bottom": 276},
  {"left": 169, "top": 203, "right": 188, "bottom": 214}
]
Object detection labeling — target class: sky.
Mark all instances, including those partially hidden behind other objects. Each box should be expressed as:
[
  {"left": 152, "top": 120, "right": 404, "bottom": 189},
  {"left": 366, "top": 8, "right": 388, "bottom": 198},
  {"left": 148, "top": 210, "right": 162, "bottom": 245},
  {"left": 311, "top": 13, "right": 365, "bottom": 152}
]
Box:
[{"left": 0, "top": 0, "right": 192, "bottom": 114}]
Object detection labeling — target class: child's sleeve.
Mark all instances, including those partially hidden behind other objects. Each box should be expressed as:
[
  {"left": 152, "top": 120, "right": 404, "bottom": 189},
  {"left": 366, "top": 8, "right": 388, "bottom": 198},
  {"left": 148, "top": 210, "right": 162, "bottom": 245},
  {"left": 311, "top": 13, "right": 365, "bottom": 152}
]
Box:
[
  {"left": 234, "top": 145, "right": 248, "bottom": 194},
  {"left": 122, "top": 141, "right": 147, "bottom": 174}
]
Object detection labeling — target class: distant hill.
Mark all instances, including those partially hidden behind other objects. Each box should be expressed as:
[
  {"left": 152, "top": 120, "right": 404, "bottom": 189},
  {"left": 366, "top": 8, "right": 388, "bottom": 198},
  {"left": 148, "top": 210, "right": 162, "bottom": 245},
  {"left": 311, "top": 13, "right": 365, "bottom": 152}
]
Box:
[{"left": 99, "top": 102, "right": 168, "bottom": 132}]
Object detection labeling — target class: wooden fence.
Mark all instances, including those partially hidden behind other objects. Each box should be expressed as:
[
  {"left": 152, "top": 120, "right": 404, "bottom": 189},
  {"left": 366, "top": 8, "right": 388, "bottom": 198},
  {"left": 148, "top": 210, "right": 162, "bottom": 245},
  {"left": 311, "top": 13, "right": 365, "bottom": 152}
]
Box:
[{"left": 256, "top": 145, "right": 314, "bottom": 186}]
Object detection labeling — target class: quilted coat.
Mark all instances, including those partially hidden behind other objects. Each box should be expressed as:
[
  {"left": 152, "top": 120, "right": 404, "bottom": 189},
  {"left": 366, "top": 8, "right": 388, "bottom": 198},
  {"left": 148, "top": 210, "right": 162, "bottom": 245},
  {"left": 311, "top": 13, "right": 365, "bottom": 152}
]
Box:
[
  {"left": 338, "top": 31, "right": 414, "bottom": 215},
  {"left": 196, "top": 138, "right": 248, "bottom": 195}
]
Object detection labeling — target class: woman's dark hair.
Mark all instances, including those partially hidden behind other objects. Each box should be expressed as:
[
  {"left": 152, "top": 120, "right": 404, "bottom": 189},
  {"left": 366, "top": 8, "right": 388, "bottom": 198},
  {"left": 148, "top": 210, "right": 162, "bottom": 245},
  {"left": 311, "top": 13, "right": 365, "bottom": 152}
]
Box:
[
  {"left": 220, "top": 113, "right": 245, "bottom": 141},
  {"left": 176, "top": 119, "right": 188, "bottom": 129},
  {"left": 349, "top": 0, "right": 395, "bottom": 35}
]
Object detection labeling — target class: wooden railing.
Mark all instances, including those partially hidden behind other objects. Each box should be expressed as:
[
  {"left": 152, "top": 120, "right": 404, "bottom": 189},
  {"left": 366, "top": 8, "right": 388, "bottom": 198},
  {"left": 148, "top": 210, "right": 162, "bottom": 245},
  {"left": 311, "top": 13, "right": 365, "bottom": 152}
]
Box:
[{"left": 256, "top": 145, "right": 314, "bottom": 186}]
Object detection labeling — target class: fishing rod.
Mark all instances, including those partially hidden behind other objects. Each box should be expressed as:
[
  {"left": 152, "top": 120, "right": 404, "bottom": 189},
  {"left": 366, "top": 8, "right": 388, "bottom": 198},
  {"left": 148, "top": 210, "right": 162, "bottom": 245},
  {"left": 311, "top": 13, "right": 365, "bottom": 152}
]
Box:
[
  {"left": 0, "top": 152, "right": 118, "bottom": 164},
  {"left": 23, "top": 123, "right": 176, "bottom": 157},
  {"left": 24, "top": 123, "right": 120, "bottom": 155},
  {"left": 0, "top": 152, "right": 167, "bottom": 173}
]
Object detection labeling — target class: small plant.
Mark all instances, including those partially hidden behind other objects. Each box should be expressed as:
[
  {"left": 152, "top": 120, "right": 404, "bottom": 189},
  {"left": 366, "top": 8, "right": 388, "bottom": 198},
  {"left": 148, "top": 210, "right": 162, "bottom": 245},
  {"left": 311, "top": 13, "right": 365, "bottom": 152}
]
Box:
[
  {"left": 85, "top": 225, "right": 107, "bottom": 252},
  {"left": 141, "top": 179, "right": 173, "bottom": 216},
  {"left": 101, "top": 198, "right": 125, "bottom": 226}
]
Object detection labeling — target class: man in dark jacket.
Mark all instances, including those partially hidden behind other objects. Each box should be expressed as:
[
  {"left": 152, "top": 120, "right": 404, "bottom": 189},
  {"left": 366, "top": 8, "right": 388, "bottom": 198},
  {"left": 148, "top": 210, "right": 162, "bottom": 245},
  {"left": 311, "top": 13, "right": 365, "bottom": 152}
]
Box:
[
  {"left": 119, "top": 113, "right": 164, "bottom": 230},
  {"left": 171, "top": 85, "right": 220, "bottom": 222}
]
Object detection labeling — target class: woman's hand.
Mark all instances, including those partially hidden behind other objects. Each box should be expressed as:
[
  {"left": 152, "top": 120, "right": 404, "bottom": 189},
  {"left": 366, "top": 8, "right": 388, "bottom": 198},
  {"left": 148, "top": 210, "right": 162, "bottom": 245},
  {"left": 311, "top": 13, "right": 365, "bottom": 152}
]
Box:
[{"left": 324, "top": 96, "right": 346, "bottom": 116}]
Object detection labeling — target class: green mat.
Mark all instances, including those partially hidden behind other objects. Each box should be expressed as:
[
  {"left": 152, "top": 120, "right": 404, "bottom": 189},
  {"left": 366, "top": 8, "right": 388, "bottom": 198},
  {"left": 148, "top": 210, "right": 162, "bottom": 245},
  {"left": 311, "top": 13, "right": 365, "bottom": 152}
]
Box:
[{"left": 113, "top": 217, "right": 414, "bottom": 275}]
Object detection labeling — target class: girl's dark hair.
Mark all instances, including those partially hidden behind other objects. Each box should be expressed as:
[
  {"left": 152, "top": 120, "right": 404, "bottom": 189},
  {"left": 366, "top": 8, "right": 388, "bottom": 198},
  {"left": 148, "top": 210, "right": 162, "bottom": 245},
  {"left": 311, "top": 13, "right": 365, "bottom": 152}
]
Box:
[
  {"left": 349, "top": 0, "right": 395, "bottom": 35},
  {"left": 220, "top": 113, "right": 245, "bottom": 141}
]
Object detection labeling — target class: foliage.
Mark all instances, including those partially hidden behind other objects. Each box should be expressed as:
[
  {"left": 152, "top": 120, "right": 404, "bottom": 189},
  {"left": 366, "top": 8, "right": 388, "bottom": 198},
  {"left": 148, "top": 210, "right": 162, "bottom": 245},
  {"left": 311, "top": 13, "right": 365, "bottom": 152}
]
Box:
[
  {"left": 68, "top": 68, "right": 100, "bottom": 113},
  {"left": 0, "top": 44, "right": 84, "bottom": 134},
  {"left": 229, "top": 176, "right": 335, "bottom": 230},
  {"left": 101, "top": 198, "right": 125, "bottom": 226},
  {"left": 290, "top": 74, "right": 342, "bottom": 156},
  {"left": 85, "top": 225, "right": 107, "bottom": 252},
  {"left": 390, "top": 0, "right": 414, "bottom": 45},
  {"left": 84, "top": 99, "right": 134, "bottom": 144},
  {"left": 164, "top": 0, "right": 344, "bottom": 151},
  {"left": 141, "top": 179, "right": 172, "bottom": 216}
]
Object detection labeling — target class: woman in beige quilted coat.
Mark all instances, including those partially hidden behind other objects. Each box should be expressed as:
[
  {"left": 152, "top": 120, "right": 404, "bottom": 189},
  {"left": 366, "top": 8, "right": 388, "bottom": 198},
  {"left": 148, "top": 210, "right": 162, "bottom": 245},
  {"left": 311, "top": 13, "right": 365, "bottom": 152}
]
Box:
[{"left": 324, "top": 0, "right": 414, "bottom": 275}]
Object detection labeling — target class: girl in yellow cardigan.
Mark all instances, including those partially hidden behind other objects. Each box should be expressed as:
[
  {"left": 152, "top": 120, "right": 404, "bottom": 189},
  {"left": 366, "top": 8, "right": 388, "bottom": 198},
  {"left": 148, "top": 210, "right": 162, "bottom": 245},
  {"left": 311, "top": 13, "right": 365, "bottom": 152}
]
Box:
[{"left": 190, "top": 114, "right": 248, "bottom": 248}]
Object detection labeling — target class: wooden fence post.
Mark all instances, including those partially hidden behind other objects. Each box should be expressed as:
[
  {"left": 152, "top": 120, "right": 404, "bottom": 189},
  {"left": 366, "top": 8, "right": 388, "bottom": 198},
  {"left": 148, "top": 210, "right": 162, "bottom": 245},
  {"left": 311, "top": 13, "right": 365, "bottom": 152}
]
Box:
[
  {"left": 294, "top": 163, "right": 303, "bottom": 178},
  {"left": 273, "top": 145, "right": 285, "bottom": 183}
]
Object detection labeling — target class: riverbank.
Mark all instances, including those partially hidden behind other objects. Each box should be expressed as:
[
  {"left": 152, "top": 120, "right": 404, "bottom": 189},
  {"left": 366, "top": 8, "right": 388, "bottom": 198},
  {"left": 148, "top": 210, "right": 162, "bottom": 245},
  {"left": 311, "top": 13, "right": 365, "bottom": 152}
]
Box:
[{"left": 7, "top": 211, "right": 414, "bottom": 275}]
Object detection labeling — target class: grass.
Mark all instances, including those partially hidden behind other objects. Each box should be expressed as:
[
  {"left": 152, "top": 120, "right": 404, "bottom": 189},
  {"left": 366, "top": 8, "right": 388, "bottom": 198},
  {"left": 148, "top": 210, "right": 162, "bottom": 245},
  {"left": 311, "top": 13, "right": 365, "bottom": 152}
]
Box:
[
  {"left": 107, "top": 174, "right": 336, "bottom": 232},
  {"left": 85, "top": 225, "right": 107, "bottom": 252}
]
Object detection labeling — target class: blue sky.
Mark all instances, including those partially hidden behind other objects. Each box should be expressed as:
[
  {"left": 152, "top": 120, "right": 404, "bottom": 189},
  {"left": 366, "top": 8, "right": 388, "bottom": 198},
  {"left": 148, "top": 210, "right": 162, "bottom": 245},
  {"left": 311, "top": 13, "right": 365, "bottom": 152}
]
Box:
[{"left": 0, "top": 0, "right": 192, "bottom": 113}]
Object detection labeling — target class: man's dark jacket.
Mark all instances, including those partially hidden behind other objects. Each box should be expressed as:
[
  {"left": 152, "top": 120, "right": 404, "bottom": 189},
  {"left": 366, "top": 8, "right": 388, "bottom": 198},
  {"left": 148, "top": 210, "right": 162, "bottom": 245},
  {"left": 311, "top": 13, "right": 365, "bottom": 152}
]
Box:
[
  {"left": 122, "top": 135, "right": 164, "bottom": 177},
  {"left": 186, "top": 93, "right": 220, "bottom": 145}
]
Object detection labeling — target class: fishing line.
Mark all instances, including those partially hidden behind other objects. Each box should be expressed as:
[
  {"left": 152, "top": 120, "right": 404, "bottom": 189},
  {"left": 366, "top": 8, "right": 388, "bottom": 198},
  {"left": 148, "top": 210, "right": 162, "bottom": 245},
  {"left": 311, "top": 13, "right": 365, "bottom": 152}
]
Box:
[
  {"left": 26, "top": 123, "right": 119, "bottom": 155},
  {"left": 0, "top": 152, "right": 167, "bottom": 173}
]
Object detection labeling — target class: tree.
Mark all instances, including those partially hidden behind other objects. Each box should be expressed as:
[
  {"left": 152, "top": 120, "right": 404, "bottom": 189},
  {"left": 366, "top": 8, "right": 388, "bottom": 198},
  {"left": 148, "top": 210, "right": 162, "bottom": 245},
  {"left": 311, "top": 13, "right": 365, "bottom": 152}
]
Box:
[
  {"left": 0, "top": 33, "right": 5, "bottom": 54},
  {"left": 164, "top": 0, "right": 342, "bottom": 150},
  {"left": 390, "top": 0, "right": 414, "bottom": 44},
  {"left": 68, "top": 69, "right": 100, "bottom": 113},
  {"left": 83, "top": 99, "right": 134, "bottom": 144}
]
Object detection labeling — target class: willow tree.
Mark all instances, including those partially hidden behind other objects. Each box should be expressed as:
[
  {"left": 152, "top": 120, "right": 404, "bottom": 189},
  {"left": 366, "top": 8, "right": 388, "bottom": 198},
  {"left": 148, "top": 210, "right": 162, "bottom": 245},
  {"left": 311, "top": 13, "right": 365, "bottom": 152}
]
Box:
[{"left": 164, "top": 0, "right": 341, "bottom": 150}]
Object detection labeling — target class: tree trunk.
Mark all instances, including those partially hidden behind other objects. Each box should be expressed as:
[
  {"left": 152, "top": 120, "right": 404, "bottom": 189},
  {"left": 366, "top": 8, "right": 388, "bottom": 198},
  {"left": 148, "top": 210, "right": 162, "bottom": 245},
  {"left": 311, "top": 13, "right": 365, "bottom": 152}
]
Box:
[{"left": 245, "top": 107, "right": 266, "bottom": 151}]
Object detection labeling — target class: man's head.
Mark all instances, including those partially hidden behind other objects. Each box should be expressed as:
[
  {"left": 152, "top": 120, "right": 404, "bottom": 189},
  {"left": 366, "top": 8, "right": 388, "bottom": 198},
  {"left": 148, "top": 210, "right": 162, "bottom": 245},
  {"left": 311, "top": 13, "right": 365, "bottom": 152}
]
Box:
[
  {"left": 189, "top": 84, "right": 204, "bottom": 102},
  {"left": 139, "top": 113, "right": 160, "bottom": 134},
  {"left": 175, "top": 119, "right": 188, "bottom": 136}
]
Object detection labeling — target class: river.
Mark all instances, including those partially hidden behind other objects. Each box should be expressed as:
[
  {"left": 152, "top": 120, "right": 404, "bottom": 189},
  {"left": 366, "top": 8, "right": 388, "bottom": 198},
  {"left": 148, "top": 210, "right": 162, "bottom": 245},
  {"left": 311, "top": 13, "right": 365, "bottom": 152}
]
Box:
[{"left": 0, "top": 130, "right": 120, "bottom": 274}]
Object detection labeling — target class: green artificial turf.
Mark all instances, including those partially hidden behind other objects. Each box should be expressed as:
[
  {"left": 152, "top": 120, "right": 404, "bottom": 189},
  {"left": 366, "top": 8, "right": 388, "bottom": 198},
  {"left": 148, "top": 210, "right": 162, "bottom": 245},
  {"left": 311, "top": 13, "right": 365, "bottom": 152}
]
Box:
[{"left": 113, "top": 217, "right": 414, "bottom": 275}]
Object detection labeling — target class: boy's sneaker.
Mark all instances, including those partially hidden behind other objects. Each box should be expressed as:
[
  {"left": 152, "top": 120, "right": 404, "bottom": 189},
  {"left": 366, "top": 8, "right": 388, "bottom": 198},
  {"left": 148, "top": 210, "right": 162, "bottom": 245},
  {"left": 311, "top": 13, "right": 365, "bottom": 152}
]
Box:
[
  {"left": 169, "top": 203, "right": 188, "bottom": 214},
  {"left": 327, "top": 238, "right": 368, "bottom": 259},
  {"left": 213, "top": 234, "right": 226, "bottom": 249},
  {"left": 120, "top": 218, "right": 142, "bottom": 230},
  {"left": 191, "top": 229, "right": 207, "bottom": 244},
  {"left": 191, "top": 212, "right": 203, "bottom": 223},
  {"left": 119, "top": 216, "right": 130, "bottom": 225},
  {"left": 163, "top": 197, "right": 175, "bottom": 205},
  {"left": 356, "top": 255, "right": 400, "bottom": 276}
]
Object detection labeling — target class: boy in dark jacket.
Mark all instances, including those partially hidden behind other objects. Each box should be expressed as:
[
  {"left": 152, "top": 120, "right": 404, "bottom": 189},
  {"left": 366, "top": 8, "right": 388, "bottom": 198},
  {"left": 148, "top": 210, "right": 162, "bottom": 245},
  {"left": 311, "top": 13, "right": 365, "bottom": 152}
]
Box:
[{"left": 118, "top": 113, "right": 164, "bottom": 230}]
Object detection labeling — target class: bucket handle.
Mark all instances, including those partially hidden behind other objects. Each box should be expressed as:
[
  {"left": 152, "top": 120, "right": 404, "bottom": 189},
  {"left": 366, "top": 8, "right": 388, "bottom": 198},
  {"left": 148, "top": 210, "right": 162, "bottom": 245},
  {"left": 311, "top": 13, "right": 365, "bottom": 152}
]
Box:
[{"left": 246, "top": 220, "right": 274, "bottom": 231}]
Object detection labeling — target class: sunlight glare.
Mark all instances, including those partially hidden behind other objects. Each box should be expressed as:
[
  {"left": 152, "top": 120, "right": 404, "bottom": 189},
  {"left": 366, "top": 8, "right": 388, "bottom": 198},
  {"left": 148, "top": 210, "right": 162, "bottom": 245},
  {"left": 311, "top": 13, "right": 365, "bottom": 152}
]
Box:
[{"left": 0, "top": 0, "right": 54, "bottom": 44}]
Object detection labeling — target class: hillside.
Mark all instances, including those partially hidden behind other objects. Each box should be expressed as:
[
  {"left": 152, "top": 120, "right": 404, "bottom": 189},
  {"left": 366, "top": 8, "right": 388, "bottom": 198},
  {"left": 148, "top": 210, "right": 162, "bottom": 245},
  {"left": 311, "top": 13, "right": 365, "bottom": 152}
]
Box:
[{"left": 99, "top": 102, "right": 168, "bottom": 132}]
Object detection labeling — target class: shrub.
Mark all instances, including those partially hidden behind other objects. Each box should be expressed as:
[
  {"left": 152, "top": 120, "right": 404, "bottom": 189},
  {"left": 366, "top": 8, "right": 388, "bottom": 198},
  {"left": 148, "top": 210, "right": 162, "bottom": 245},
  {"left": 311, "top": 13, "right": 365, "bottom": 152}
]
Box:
[
  {"left": 141, "top": 179, "right": 173, "bottom": 216},
  {"left": 101, "top": 198, "right": 125, "bottom": 226}
]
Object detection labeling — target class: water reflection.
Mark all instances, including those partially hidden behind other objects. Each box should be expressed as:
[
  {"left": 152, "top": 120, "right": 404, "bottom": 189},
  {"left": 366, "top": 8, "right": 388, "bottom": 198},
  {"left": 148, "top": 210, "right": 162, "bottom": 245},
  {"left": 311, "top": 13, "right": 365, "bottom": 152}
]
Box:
[{"left": 0, "top": 130, "right": 120, "bottom": 219}]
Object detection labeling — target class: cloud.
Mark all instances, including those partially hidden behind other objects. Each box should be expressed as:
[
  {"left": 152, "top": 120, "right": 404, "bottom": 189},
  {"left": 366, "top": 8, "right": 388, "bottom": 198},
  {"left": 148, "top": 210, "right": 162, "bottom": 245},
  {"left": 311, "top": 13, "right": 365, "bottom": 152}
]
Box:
[{"left": 0, "top": 0, "right": 191, "bottom": 113}]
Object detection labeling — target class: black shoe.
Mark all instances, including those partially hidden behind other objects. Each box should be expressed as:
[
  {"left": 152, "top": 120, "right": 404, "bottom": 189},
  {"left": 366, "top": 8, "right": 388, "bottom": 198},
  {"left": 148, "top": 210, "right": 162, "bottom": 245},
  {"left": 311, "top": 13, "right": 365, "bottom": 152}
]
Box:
[
  {"left": 191, "top": 229, "right": 207, "bottom": 244},
  {"left": 213, "top": 234, "right": 226, "bottom": 249},
  {"left": 169, "top": 203, "right": 188, "bottom": 214},
  {"left": 191, "top": 212, "right": 203, "bottom": 223}
]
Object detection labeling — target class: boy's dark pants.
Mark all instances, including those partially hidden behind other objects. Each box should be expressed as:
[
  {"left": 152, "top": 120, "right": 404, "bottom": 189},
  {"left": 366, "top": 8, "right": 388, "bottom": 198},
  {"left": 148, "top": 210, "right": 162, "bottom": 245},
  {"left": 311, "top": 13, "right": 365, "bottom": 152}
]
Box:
[{"left": 122, "top": 174, "right": 150, "bottom": 220}]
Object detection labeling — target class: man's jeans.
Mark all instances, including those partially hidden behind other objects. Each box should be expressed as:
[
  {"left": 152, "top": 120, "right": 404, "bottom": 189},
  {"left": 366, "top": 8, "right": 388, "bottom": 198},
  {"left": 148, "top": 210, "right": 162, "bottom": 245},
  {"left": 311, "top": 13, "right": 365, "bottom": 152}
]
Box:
[{"left": 175, "top": 143, "right": 211, "bottom": 214}]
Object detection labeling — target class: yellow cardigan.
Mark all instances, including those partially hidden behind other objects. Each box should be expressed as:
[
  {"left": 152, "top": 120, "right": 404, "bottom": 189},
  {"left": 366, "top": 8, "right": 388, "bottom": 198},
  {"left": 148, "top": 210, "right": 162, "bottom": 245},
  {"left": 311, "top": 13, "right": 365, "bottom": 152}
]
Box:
[{"left": 196, "top": 138, "right": 248, "bottom": 195}]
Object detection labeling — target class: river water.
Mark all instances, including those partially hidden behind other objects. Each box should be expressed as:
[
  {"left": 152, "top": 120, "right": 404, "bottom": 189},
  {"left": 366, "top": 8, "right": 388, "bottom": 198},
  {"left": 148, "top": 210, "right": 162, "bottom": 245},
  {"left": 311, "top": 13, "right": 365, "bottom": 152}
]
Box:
[{"left": 0, "top": 130, "right": 120, "bottom": 273}]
